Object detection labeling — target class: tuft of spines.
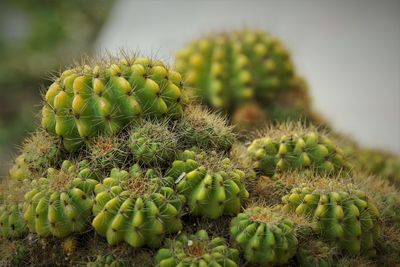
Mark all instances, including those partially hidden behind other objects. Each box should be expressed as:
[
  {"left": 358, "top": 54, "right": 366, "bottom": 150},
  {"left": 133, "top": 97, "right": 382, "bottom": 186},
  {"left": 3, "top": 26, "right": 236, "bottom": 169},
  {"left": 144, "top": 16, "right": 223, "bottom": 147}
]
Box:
[
  {"left": 230, "top": 206, "right": 298, "bottom": 266},
  {"left": 248, "top": 129, "right": 351, "bottom": 176},
  {"left": 282, "top": 183, "right": 380, "bottom": 255},
  {"left": 41, "top": 56, "right": 188, "bottom": 151},
  {"left": 91, "top": 165, "right": 185, "bottom": 248},
  {"left": 165, "top": 149, "right": 249, "bottom": 219},
  {"left": 155, "top": 229, "right": 239, "bottom": 267},
  {"left": 23, "top": 160, "right": 99, "bottom": 237}
]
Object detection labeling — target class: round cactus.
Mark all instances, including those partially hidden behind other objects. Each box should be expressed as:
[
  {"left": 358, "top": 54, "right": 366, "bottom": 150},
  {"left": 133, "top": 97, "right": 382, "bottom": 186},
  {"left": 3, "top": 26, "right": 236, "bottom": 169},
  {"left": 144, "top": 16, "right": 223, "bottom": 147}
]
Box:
[
  {"left": 230, "top": 206, "right": 298, "bottom": 266},
  {"left": 176, "top": 30, "right": 296, "bottom": 110},
  {"left": 282, "top": 184, "right": 380, "bottom": 255},
  {"left": 23, "top": 160, "right": 99, "bottom": 237},
  {"left": 9, "top": 155, "right": 31, "bottom": 181},
  {"left": 129, "top": 120, "right": 177, "bottom": 166},
  {"left": 41, "top": 56, "right": 188, "bottom": 151},
  {"left": 155, "top": 229, "right": 239, "bottom": 267},
  {"left": 248, "top": 131, "right": 351, "bottom": 176},
  {"left": 92, "top": 165, "right": 184, "bottom": 248},
  {"left": 165, "top": 149, "right": 249, "bottom": 219},
  {"left": 296, "top": 240, "right": 334, "bottom": 267}
]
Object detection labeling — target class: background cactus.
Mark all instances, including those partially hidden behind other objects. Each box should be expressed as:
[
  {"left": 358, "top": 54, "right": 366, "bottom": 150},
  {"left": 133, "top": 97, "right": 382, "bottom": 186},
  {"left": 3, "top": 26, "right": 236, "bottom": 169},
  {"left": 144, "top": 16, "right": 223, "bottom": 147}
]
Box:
[
  {"left": 165, "top": 149, "right": 249, "bottom": 219},
  {"left": 230, "top": 206, "right": 298, "bottom": 266},
  {"left": 92, "top": 165, "right": 184, "bottom": 248},
  {"left": 175, "top": 29, "right": 317, "bottom": 127},
  {"left": 296, "top": 240, "right": 335, "bottom": 267},
  {"left": 155, "top": 229, "right": 239, "bottom": 267}
]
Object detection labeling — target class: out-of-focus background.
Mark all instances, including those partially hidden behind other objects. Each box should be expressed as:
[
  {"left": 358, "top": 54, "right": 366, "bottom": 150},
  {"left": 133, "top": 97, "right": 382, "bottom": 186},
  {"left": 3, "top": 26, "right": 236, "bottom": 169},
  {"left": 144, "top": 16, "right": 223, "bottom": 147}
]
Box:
[{"left": 1, "top": 0, "right": 399, "bottom": 175}]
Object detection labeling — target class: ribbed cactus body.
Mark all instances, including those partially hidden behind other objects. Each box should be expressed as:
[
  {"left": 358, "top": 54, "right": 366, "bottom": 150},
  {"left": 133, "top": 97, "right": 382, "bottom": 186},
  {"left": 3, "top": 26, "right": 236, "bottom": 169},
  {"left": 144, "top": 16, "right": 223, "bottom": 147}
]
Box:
[
  {"left": 230, "top": 207, "right": 298, "bottom": 266},
  {"left": 165, "top": 149, "right": 249, "bottom": 219},
  {"left": 176, "top": 30, "right": 296, "bottom": 111},
  {"left": 9, "top": 155, "right": 31, "bottom": 181},
  {"left": 0, "top": 204, "right": 27, "bottom": 238},
  {"left": 155, "top": 229, "right": 239, "bottom": 267},
  {"left": 42, "top": 57, "right": 187, "bottom": 151},
  {"left": 23, "top": 160, "right": 98, "bottom": 237},
  {"left": 129, "top": 120, "right": 177, "bottom": 166},
  {"left": 296, "top": 241, "right": 333, "bottom": 267},
  {"left": 92, "top": 165, "right": 184, "bottom": 248},
  {"left": 282, "top": 185, "right": 380, "bottom": 255},
  {"left": 248, "top": 132, "right": 350, "bottom": 176}
]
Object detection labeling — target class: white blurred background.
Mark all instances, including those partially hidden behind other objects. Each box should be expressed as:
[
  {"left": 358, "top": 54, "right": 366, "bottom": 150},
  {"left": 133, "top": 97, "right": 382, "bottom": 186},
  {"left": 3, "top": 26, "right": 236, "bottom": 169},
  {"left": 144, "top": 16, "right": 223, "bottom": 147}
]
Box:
[{"left": 96, "top": 0, "right": 400, "bottom": 154}]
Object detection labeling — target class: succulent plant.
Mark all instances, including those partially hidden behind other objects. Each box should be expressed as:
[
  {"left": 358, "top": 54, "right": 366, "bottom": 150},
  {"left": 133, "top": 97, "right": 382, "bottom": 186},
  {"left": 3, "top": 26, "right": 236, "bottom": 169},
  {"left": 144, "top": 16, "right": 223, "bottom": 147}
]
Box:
[
  {"left": 41, "top": 56, "right": 188, "bottom": 151},
  {"left": 230, "top": 206, "right": 298, "bottom": 266},
  {"left": 165, "top": 149, "right": 249, "bottom": 219},
  {"left": 23, "top": 160, "right": 98, "bottom": 237},
  {"left": 92, "top": 165, "right": 184, "bottom": 248},
  {"left": 296, "top": 240, "right": 334, "bottom": 267},
  {"left": 282, "top": 183, "right": 380, "bottom": 255},
  {"left": 155, "top": 229, "right": 239, "bottom": 267}
]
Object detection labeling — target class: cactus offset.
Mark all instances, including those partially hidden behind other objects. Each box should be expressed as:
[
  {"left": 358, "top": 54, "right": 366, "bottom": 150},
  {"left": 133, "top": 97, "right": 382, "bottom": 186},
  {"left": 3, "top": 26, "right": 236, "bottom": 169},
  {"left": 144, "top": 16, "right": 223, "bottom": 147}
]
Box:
[
  {"left": 282, "top": 183, "right": 380, "bottom": 255},
  {"left": 165, "top": 149, "right": 249, "bottom": 219},
  {"left": 155, "top": 229, "right": 239, "bottom": 267},
  {"left": 42, "top": 56, "right": 187, "bottom": 151},
  {"left": 230, "top": 206, "right": 298, "bottom": 266},
  {"left": 92, "top": 165, "right": 184, "bottom": 248},
  {"left": 23, "top": 160, "right": 98, "bottom": 237},
  {"left": 296, "top": 240, "right": 334, "bottom": 267}
]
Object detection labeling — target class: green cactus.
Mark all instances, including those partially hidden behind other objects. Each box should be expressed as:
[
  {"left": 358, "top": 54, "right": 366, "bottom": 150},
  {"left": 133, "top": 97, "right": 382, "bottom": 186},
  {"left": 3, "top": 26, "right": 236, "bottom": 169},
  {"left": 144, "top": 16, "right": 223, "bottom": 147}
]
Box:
[
  {"left": 41, "top": 56, "right": 188, "bottom": 151},
  {"left": 87, "top": 255, "right": 123, "bottom": 267},
  {"left": 129, "top": 120, "right": 178, "bottom": 166},
  {"left": 248, "top": 131, "right": 351, "bottom": 176},
  {"left": 176, "top": 30, "right": 297, "bottom": 110},
  {"left": 9, "top": 130, "right": 60, "bottom": 181},
  {"left": 92, "top": 165, "right": 184, "bottom": 248},
  {"left": 176, "top": 105, "right": 234, "bottom": 151},
  {"left": 165, "top": 149, "right": 249, "bottom": 219},
  {"left": 282, "top": 184, "right": 380, "bottom": 255},
  {"left": 155, "top": 229, "right": 239, "bottom": 267},
  {"left": 230, "top": 206, "right": 298, "bottom": 266},
  {"left": 296, "top": 240, "right": 334, "bottom": 267},
  {"left": 23, "top": 160, "right": 98, "bottom": 237}
]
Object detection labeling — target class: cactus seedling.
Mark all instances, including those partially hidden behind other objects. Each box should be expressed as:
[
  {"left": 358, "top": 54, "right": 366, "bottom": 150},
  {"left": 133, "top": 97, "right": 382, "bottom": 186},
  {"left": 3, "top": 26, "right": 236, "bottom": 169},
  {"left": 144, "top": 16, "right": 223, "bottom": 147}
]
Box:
[
  {"left": 282, "top": 183, "right": 380, "bottom": 255},
  {"left": 155, "top": 229, "right": 239, "bottom": 267},
  {"left": 230, "top": 206, "right": 298, "bottom": 266},
  {"left": 41, "top": 56, "right": 187, "bottom": 151},
  {"left": 165, "top": 149, "right": 249, "bottom": 219},
  {"left": 248, "top": 129, "right": 351, "bottom": 176},
  {"left": 92, "top": 165, "right": 184, "bottom": 248},
  {"left": 23, "top": 160, "right": 99, "bottom": 237}
]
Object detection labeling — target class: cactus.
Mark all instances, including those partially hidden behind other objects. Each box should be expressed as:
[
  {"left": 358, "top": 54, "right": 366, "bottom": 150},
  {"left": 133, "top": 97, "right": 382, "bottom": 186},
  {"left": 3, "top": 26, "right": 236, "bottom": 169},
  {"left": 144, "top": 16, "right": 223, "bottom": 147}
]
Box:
[
  {"left": 92, "top": 165, "right": 184, "bottom": 248},
  {"left": 23, "top": 160, "right": 98, "bottom": 237},
  {"left": 129, "top": 120, "right": 177, "bottom": 166},
  {"left": 296, "top": 240, "right": 334, "bottom": 267},
  {"left": 155, "top": 229, "right": 239, "bottom": 267},
  {"left": 87, "top": 255, "right": 123, "bottom": 267},
  {"left": 165, "top": 149, "right": 249, "bottom": 219},
  {"left": 176, "top": 105, "right": 234, "bottom": 151},
  {"left": 230, "top": 206, "right": 298, "bottom": 266},
  {"left": 282, "top": 183, "right": 380, "bottom": 255},
  {"left": 248, "top": 129, "right": 351, "bottom": 176},
  {"left": 176, "top": 30, "right": 314, "bottom": 125},
  {"left": 9, "top": 130, "right": 60, "bottom": 181},
  {"left": 41, "top": 56, "right": 188, "bottom": 151}
]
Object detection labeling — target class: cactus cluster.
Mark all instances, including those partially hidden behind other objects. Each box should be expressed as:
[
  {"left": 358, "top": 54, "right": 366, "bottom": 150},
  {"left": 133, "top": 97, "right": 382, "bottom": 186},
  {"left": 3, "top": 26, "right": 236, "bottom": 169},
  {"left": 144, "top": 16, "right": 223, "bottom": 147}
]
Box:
[{"left": 0, "top": 29, "right": 399, "bottom": 266}]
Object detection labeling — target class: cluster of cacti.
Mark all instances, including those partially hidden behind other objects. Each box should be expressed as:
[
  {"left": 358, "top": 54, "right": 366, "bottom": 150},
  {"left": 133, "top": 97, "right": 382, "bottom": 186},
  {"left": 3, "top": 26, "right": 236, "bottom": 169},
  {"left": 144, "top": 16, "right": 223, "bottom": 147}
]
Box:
[
  {"left": 156, "top": 229, "right": 239, "bottom": 267},
  {"left": 0, "top": 29, "right": 399, "bottom": 266},
  {"left": 282, "top": 183, "right": 380, "bottom": 255},
  {"left": 248, "top": 128, "right": 351, "bottom": 176},
  {"left": 175, "top": 29, "right": 316, "bottom": 127}
]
